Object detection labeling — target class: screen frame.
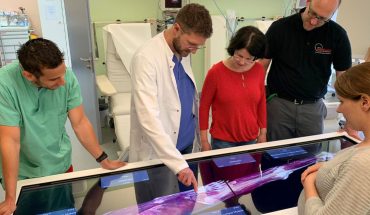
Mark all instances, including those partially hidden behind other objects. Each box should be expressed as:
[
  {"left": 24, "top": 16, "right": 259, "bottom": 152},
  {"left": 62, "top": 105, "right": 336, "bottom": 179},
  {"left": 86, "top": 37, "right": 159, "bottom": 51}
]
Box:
[{"left": 16, "top": 132, "right": 359, "bottom": 202}]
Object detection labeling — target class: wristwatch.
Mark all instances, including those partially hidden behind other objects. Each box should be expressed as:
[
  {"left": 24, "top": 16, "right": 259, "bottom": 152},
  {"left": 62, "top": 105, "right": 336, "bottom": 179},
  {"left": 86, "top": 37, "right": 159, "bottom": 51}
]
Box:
[{"left": 96, "top": 151, "right": 108, "bottom": 163}]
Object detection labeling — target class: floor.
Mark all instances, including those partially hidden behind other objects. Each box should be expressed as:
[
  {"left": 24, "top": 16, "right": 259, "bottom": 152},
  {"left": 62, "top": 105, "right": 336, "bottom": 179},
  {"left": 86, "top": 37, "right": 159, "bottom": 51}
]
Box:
[{"left": 101, "top": 125, "right": 120, "bottom": 160}]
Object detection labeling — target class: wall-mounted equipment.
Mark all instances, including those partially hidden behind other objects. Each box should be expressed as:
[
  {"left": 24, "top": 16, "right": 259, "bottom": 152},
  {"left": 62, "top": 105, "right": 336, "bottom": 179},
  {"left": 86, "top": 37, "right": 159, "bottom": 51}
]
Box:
[{"left": 160, "top": 0, "right": 183, "bottom": 11}]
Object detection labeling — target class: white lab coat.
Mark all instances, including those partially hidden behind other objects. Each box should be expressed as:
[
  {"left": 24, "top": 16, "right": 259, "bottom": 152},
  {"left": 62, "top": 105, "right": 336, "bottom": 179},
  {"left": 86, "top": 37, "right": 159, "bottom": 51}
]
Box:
[{"left": 129, "top": 32, "right": 200, "bottom": 174}]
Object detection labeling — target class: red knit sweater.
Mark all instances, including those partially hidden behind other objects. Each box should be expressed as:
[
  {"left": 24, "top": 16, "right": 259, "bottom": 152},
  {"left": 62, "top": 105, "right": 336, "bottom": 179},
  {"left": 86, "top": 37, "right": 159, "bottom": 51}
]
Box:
[{"left": 199, "top": 61, "right": 266, "bottom": 142}]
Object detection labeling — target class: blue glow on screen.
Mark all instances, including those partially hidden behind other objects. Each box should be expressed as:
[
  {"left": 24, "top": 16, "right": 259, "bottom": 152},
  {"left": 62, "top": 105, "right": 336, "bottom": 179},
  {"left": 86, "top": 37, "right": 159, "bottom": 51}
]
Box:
[
  {"left": 267, "top": 146, "right": 307, "bottom": 159},
  {"left": 213, "top": 153, "right": 256, "bottom": 168},
  {"left": 199, "top": 205, "right": 247, "bottom": 215},
  {"left": 38, "top": 208, "right": 76, "bottom": 215},
  {"left": 100, "top": 170, "right": 149, "bottom": 188}
]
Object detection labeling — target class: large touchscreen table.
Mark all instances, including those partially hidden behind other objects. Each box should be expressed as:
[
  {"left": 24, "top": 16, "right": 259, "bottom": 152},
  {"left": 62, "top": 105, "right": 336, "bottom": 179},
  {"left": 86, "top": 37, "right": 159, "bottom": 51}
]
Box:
[{"left": 15, "top": 133, "right": 358, "bottom": 215}]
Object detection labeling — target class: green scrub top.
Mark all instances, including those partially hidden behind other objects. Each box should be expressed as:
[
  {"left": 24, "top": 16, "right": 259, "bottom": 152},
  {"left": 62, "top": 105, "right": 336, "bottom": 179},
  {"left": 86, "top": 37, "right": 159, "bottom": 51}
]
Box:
[{"left": 0, "top": 61, "right": 82, "bottom": 180}]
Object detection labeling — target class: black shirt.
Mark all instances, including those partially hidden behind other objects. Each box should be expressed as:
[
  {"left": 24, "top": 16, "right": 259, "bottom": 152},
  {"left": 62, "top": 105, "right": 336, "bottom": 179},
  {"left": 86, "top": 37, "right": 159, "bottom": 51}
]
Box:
[{"left": 265, "top": 8, "right": 351, "bottom": 100}]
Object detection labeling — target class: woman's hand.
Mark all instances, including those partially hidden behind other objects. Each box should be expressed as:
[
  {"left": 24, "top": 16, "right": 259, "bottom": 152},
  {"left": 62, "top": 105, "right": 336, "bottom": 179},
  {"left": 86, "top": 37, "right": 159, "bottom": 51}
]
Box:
[
  {"left": 257, "top": 128, "right": 267, "bottom": 143},
  {"left": 301, "top": 162, "right": 323, "bottom": 184},
  {"left": 201, "top": 140, "right": 212, "bottom": 151},
  {"left": 200, "top": 130, "right": 211, "bottom": 151},
  {"left": 257, "top": 133, "right": 267, "bottom": 143},
  {"left": 302, "top": 171, "right": 319, "bottom": 199}
]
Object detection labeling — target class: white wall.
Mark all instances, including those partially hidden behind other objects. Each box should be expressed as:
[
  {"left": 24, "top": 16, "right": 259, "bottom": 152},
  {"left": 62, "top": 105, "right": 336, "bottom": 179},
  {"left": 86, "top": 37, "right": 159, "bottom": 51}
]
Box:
[{"left": 337, "top": 0, "right": 370, "bottom": 58}]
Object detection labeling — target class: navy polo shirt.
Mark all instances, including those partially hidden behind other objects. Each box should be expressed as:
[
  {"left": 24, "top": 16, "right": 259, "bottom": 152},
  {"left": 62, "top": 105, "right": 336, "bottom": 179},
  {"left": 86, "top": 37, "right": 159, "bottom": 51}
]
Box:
[
  {"left": 265, "top": 8, "right": 351, "bottom": 100},
  {"left": 172, "top": 55, "right": 195, "bottom": 151}
]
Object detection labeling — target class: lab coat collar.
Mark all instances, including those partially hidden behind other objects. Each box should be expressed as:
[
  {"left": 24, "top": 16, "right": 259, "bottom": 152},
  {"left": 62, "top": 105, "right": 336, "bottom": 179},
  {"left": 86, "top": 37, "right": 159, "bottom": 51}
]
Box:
[{"left": 159, "top": 32, "right": 197, "bottom": 92}]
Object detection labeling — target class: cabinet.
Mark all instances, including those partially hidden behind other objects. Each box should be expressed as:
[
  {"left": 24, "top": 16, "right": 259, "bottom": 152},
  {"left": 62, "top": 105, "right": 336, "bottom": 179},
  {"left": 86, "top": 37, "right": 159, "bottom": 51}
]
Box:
[{"left": 0, "top": 26, "right": 29, "bottom": 67}]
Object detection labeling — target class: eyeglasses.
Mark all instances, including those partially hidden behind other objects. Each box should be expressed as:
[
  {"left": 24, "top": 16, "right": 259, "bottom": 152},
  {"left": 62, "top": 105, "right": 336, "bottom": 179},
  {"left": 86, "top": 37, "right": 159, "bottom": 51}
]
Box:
[
  {"left": 233, "top": 54, "right": 256, "bottom": 64},
  {"left": 307, "top": 2, "right": 332, "bottom": 23},
  {"left": 177, "top": 24, "right": 206, "bottom": 50},
  {"left": 187, "top": 45, "right": 206, "bottom": 50}
]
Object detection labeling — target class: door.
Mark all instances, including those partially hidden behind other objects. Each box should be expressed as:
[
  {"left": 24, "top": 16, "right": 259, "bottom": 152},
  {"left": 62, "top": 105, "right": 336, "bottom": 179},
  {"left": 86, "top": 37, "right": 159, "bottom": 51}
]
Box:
[
  {"left": 63, "top": 0, "right": 102, "bottom": 141},
  {"left": 38, "top": 0, "right": 71, "bottom": 67}
]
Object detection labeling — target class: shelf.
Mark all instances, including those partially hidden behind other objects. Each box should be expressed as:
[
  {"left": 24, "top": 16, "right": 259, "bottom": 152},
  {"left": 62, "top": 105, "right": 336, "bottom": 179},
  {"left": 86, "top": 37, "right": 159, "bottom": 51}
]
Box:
[
  {"left": 0, "top": 27, "right": 29, "bottom": 67},
  {"left": 0, "top": 26, "right": 30, "bottom": 32}
]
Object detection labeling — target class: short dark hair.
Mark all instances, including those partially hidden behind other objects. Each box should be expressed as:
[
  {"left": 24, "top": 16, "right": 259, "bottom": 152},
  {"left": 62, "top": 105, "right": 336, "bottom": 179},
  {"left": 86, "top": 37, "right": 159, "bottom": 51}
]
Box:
[
  {"left": 227, "top": 26, "right": 266, "bottom": 59},
  {"left": 17, "top": 38, "right": 64, "bottom": 78},
  {"left": 175, "top": 3, "right": 213, "bottom": 38}
]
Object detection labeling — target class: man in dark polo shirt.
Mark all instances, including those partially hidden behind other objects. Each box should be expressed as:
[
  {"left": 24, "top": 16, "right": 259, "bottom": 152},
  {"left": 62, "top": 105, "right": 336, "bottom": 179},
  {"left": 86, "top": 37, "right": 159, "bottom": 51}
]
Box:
[{"left": 261, "top": 0, "right": 351, "bottom": 141}]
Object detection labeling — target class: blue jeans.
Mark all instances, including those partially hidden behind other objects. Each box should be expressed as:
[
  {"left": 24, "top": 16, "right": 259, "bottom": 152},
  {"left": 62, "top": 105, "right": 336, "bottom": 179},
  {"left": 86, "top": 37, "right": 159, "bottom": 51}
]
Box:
[{"left": 211, "top": 138, "right": 256, "bottom": 150}]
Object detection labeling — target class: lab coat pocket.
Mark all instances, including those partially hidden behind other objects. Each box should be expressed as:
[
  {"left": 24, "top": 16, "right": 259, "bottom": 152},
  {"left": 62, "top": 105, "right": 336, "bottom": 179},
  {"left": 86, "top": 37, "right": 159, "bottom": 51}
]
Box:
[
  {"left": 138, "top": 135, "right": 153, "bottom": 160},
  {"left": 162, "top": 103, "right": 181, "bottom": 133}
]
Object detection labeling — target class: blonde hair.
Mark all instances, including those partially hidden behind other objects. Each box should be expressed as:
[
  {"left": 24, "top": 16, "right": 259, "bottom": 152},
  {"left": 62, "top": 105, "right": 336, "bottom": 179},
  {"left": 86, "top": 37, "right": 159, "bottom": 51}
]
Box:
[{"left": 335, "top": 62, "right": 370, "bottom": 100}]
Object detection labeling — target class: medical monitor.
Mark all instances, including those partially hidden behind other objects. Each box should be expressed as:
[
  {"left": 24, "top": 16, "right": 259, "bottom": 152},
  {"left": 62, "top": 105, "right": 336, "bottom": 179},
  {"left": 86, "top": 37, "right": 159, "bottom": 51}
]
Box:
[
  {"left": 15, "top": 133, "right": 357, "bottom": 214},
  {"left": 160, "top": 0, "right": 183, "bottom": 11}
]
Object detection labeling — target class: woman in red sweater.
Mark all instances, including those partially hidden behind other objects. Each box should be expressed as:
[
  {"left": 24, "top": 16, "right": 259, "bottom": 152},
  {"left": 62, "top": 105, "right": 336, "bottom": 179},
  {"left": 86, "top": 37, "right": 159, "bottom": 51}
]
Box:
[{"left": 199, "top": 26, "right": 267, "bottom": 151}]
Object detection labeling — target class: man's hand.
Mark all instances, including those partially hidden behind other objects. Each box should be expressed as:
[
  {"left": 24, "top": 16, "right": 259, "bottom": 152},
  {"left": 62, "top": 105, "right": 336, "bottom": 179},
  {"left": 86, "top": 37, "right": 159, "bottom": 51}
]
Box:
[
  {"left": 0, "top": 198, "right": 16, "bottom": 215},
  {"left": 177, "top": 167, "right": 198, "bottom": 192},
  {"left": 100, "top": 159, "right": 126, "bottom": 170}
]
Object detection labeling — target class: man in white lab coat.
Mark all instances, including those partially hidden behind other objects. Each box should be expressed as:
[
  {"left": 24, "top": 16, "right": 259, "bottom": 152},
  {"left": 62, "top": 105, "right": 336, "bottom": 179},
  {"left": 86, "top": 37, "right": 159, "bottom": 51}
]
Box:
[{"left": 130, "top": 3, "right": 212, "bottom": 202}]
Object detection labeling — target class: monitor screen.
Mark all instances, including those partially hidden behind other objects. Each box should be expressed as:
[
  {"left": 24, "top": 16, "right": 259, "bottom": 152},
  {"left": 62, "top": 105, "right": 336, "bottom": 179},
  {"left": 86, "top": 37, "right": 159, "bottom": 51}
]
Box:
[
  {"left": 100, "top": 170, "right": 149, "bottom": 188},
  {"left": 15, "top": 135, "right": 356, "bottom": 215},
  {"left": 213, "top": 153, "right": 256, "bottom": 168},
  {"left": 266, "top": 146, "right": 307, "bottom": 159},
  {"left": 165, "top": 0, "right": 182, "bottom": 8}
]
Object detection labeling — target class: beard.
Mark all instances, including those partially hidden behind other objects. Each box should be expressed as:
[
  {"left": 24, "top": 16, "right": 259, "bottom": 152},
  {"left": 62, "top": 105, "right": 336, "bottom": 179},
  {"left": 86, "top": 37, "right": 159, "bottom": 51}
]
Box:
[
  {"left": 33, "top": 79, "right": 59, "bottom": 90},
  {"left": 173, "top": 36, "right": 191, "bottom": 57},
  {"left": 302, "top": 16, "right": 325, "bottom": 31}
]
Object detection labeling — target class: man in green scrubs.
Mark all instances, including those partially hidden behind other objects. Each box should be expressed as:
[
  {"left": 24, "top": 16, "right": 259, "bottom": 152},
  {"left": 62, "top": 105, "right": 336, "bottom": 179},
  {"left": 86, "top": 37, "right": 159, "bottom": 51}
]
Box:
[{"left": 0, "top": 38, "right": 125, "bottom": 214}]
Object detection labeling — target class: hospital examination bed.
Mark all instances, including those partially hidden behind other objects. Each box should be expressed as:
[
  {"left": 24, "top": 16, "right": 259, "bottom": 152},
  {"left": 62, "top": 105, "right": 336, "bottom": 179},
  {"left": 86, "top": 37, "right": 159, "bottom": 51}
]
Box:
[{"left": 96, "top": 23, "right": 152, "bottom": 160}]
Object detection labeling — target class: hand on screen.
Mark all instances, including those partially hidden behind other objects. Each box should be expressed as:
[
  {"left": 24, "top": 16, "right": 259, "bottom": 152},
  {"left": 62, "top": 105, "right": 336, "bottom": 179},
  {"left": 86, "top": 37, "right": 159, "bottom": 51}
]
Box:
[
  {"left": 100, "top": 159, "right": 126, "bottom": 170},
  {"left": 0, "top": 198, "right": 16, "bottom": 215},
  {"left": 177, "top": 167, "right": 198, "bottom": 192}
]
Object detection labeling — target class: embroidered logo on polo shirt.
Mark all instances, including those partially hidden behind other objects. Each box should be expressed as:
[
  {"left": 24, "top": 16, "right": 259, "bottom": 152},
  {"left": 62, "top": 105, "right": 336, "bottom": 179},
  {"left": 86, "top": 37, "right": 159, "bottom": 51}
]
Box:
[{"left": 314, "top": 43, "right": 332, "bottom": 55}]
